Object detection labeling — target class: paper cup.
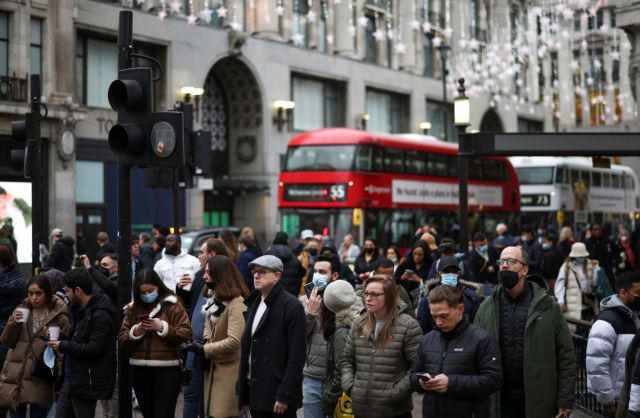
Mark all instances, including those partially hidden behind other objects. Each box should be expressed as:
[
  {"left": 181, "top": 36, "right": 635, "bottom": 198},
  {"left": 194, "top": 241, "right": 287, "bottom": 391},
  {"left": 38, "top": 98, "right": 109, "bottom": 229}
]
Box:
[
  {"left": 49, "top": 326, "right": 60, "bottom": 341},
  {"left": 183, "top": 271, "right": 195, "bottom": 292},
  {"left": 16, "top": 307, "right": 29, "bottom": 323}
]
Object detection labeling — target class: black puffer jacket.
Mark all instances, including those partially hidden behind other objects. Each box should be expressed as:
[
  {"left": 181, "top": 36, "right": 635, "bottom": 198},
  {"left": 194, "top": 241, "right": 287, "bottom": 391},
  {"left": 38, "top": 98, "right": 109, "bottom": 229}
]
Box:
[
  {"left": 410, "top": 316, "right": 502, "bottom": 417},
  {"left": 266, "top": 244, "right": 305, "bottom": 296},
  {"left": 47, "top": 236, "right": 75, "bottom": 272},
  {"left": 0, "top": 267, "right": 26, "bottom": 331},
  {"left": 59, "top": 293, "right": 116, "bottom": 400}
]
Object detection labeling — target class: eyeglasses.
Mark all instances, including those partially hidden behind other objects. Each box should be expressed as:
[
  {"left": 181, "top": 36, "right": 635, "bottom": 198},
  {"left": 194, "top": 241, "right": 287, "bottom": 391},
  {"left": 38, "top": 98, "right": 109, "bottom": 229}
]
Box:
[
  {"left": 364, "top": 291, "right": 384, "bottom": 298},
  {"left": 252, "top": 269, "right": 273, "bottom": 277},
  {"left": 496, "top": 258, "right": 525, "bottom": 267}
]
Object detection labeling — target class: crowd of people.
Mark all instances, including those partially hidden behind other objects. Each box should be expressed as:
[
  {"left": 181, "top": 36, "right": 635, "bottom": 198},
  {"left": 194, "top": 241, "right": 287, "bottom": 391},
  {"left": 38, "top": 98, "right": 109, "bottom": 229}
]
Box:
[{"left": 0, "top": 221, "right": 640, "bottom": 417}]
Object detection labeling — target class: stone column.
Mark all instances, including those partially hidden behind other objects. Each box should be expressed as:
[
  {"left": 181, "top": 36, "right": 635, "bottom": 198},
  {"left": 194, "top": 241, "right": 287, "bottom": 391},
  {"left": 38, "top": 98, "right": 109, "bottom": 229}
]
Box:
[
  {"left": 251, "top": 0, "right": 280, "bottom": 38},
  {"left": 52, "top": 0, "right": 74, "bottom": 100},
  {"left": 397, "top": 0, "right": 416, "bottom": 71},
  {"left": 333, "top": 0, "right": 355, "bottom": 56}
]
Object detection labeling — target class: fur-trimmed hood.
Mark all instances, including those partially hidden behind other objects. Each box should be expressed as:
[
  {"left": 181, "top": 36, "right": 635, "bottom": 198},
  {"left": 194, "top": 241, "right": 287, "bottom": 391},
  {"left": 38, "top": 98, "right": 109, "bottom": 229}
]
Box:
[
  {"left": 335, "top": 305, "right": 359, "bottom": 330},
  {"left": 425, "top": 277, "right": 482, "bottom": 297}
]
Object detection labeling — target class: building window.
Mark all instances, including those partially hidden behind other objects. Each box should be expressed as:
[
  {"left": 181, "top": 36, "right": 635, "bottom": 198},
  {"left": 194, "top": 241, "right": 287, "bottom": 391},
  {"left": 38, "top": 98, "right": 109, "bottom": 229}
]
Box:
[
  {"left": 30, "top": 18, "right": 42, "bottom": 77},
  {"left": 364, "top": 15, "right": 377, "bottom": 64},
  {"left": 517, "top": 117, "right": 543, "bottom": 132},
  {"left": 76, "top": 36, "right": 117, "bottom": 108},
  {"left": 366, "top": 88, "right": 409, "bottom": 133},
  {"left": 293, "top": 0, "right": 309, "bottom": 48},
  {"left": 423, "top": 34, "right": 434, "bottom": 77},
  {"left": 318, "top": 0, "right": 328, "bottom": 52},
  {"left": 426, "top": 100, "right": 453, "bottom": 141},
  {"left": 76, "top": 161, "right": 104, "bottom": 204},
  {"left": 0, "top": 12, "right": 8, "bottom": 77},
  {"left": 292, "top": 74, "right": 345, "bottom": 131}
]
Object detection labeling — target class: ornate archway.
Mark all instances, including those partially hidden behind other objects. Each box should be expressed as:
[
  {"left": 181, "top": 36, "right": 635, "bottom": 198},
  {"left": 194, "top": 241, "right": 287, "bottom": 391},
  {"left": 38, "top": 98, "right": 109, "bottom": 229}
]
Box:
[{"left": 479, "top": 108, "right": 504, "bottom": 132}]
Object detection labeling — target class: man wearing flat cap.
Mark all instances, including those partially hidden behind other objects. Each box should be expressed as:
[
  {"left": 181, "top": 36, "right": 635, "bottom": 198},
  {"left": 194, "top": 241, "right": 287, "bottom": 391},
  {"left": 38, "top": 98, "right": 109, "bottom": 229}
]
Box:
[{"left": 237, "top": 255, "right": 306, "bottom": 418}]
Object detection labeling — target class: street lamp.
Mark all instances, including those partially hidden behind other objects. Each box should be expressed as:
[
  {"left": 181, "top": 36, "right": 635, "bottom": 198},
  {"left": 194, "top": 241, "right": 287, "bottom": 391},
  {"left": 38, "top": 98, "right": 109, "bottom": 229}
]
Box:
[
  {"left": 436, "top": 43, "right": 451, "bottom": 141},
  {"left": 419, "top": 121, "right": 432, "bottom": 135},
  {"left": 454, "top": 78, "right": 470, "bottom": 254}
]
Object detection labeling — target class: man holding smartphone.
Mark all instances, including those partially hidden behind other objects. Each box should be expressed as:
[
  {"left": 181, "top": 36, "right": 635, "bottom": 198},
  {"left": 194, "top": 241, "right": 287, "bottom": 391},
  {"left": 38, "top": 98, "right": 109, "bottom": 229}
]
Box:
[{"left": 410, "top": 285, "right": 502, "bottom": 418}]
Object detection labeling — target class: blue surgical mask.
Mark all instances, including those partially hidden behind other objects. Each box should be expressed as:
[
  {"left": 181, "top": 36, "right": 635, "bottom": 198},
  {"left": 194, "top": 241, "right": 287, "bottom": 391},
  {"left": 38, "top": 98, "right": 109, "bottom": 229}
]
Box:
[
  {"left": 542, "top": 243, "right": 550, "bottom": 251},
  {"left": 574, "top": 257, "right": 585, "bottom": 265},
  {"left": 389, "top": 257, "right": 398, "bottom": 264},
  {"left": 478, "top": 245, "right": 488, "bottom": 254},
  {"left": 141, "top": 291, "right": 159, "bottom": 304},
  {"left": 440, "top": 273, "right": 458, "bottom": 287},
  {"left": 312, "top": 273, "right": 329, "bottom": 291}
]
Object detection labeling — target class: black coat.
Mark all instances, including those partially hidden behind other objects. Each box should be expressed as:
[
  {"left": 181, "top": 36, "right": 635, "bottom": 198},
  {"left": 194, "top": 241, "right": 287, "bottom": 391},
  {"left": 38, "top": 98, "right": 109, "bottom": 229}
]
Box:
[
  {"left": 468, "top": 248, "right": 498, "bottom": 284},
  {"left": 95, "top": 242, "right": 117, "bottom": 263},
  {"left": 266, "top": 244, "right": 305, "bottom": 296},
  {"left": 237, "top": 284, "right": 306, "bottom": 411},
  {"left": 0, "top": 267, "right": 26, "bottom": 330},
  {"left": 59, "top": 293, "right": 117, "bottom": 400},
  {"left": 541, "top": 247, "right": 565, "bottom": 281},
  {"left": 416, "top": 284, "right": 482, "bottom": 334},
  {"left": 585, "top": 236, "right": 619, "bottom": 282},
  {"left": 47, "top": 236, "right": 75, "bottom": 272},
  {"left": 410, "top": 316, "right": 502, "bottom": 418},
  {"left": 176, "top": 269, "right": 206, "bottom": 319},
  {"left": 353, "top": 252, "right": 380, "bottom": 276}
]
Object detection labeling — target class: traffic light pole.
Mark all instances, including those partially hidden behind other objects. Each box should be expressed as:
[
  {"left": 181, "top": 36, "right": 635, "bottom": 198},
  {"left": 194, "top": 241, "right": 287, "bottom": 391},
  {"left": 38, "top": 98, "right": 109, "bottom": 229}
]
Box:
[
  {"left": 116, "top": 10, "right": 133, "bottom": 418},
  {"left": 30, "top": 75, "right": 43, "bottom": 274}
]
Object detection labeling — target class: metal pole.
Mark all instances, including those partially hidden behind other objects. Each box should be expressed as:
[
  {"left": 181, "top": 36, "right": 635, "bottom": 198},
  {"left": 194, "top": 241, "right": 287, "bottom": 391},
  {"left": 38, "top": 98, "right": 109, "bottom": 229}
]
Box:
[
  {"left": 30, "top": 75, "right": 42, "bottom": 274},
  {"left": 116, "top": 10, "right": 133, "bottom": 418},
  {"left": 172, "top": 168, "right": 180, "bottom": 234},
  {"left": 439, "top": 45, "right": 450, "bottom": 142},
  {"left": 458, "top": 130, "right": 469, "bottom": 255}
]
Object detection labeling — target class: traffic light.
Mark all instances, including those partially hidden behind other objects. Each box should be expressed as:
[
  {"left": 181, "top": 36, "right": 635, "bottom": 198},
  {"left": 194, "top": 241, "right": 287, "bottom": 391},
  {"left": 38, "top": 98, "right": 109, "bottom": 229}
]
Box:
[
  {"left": 10, "top": 110, "right": 38, "bottom": 178},
  {"left": 108, "top": 67, "right": 185, "bottom": 168}
]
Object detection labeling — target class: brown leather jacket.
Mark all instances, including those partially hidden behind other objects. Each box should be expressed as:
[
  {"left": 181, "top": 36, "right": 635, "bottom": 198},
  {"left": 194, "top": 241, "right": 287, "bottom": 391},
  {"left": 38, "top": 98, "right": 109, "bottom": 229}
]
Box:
[{"left": 119, "top": 294, "right": 192, "bottom": 366}]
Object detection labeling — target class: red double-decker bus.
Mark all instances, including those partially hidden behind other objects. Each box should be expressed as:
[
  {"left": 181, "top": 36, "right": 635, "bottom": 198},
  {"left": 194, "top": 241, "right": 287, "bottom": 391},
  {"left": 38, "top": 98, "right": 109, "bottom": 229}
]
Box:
[{"left": 278, "top": 128, "right": 520, "bottom": 248}]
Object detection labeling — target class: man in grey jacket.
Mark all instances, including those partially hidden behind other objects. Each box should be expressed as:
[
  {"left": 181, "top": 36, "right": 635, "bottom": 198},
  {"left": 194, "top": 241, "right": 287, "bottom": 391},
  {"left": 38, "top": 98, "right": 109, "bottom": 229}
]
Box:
[{"left": 587, "top": 271, "right": 640, "bottom": 417}]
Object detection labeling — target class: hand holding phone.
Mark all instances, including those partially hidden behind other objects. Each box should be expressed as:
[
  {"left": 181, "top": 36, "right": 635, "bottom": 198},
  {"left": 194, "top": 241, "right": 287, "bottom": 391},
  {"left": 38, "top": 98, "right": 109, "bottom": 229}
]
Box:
[
  {"left": 138, "top": 314, "right": 149, "bottom": 323},
  {"left": 416, "top": 372, "right": 431, "bottom": 381}
]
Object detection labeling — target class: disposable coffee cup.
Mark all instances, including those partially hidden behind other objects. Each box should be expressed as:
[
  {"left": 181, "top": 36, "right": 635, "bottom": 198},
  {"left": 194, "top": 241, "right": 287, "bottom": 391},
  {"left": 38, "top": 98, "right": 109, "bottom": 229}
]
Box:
[
  {"left": 16, "top": 307, "right": 29, "bottom": 323},
  {"left": 49, "top": 326, "right": 60, "bottom": 341},
  {"left": 182, "top": 271, "right": 195, "bottom": 292}
]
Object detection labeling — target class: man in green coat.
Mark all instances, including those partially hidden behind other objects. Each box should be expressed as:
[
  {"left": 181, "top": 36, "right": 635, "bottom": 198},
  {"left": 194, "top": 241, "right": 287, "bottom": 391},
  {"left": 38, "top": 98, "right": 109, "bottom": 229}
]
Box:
[{"left": 474, "top": 246, "right": 576, "bottom": 418}]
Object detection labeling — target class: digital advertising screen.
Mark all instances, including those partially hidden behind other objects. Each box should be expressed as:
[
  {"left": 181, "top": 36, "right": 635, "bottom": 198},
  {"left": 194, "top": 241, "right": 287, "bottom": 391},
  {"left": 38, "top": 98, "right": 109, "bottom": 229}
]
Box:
[{"left": 0, "top": 182, "right": 32, "bottom": 264}]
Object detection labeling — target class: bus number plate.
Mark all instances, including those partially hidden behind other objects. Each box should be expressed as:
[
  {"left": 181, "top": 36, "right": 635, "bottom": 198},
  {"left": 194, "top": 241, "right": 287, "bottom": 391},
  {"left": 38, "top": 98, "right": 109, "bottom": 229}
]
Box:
[{"left": 521, "top": 194, "right": 551, "bottom": 206}]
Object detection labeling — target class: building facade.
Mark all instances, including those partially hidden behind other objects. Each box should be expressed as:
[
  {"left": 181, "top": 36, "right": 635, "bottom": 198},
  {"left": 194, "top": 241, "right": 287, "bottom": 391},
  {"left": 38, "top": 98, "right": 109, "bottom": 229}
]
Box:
[{"left": 0, "top": 0, "right": 637, "bottom": 259}]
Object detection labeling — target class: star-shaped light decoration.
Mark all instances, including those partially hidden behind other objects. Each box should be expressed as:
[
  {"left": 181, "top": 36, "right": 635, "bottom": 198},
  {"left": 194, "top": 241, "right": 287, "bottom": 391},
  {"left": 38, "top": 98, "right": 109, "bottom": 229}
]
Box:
[
  {"left": 373, "top": 29, "right": 385, "bottom": 41},
  {"left": 307, "top": 10, "right": 316, "bottom": 23},
  {"left": 581, "top": 40, "right": 588, "bottom": 50},
  {"left": 334, "top": 0, "right": 341, "bottom": 3},
  {"left": 410, "top": 20, "right": 420, "bottom": 30},
  {"left": 562, "top": 8, "right": 574, "bottom": 21},
  {"left": 158, "top": 10, "right": 167, "bottom": 20},
  {"left": 169, "top": 0, "right": 181, "bottom": 14},
  {"left": 200, "top": 7, "right": 213, "bottom": 24},
  {"left": 292, "top": 32, "right": 304, "bottom": 46},
  {"left": 217, "top": 6, "right": 228, "bottom": 18},
  {"left": 348, "top": 25, "right": 356, "bottom": 36},
  {"left": 231, "top": 21, "right": 242, "bottom": 31},
  {"left": 327, "top": 34, "right": 334, "bottom": 45},
  {"left": 276, "top": 5, "right": 284, "bottom": 16},
  {"left": 358, "top": 16, "right": 368, "bottom": 27},
  {"left": 422, "top": 22, "right": 431, "bottom": 33},
  {"left": 593, "top": 59, "right": 602, "bottom": 69},
  {"left": 611, "top": 50, "right": 620, "bottom": 61},
  {"left": 432, "top": 36, "right": 442, "bottom": 47},
  {"left": 459, "top": 38, "right": 467, "bottom": 48},
  {"left": 387, "top": 29, "right": 394, "bottom": 40},
  {"left": 586, "top": 76, "right": 594, "bottom": 85},
  {"left": 443, "top": 27, "right": 453, "bottom": 39},
  {"left": 394, "top": 42, "right": 407, "bottom": 54},
  {"left": 570, "top": 60, "right": 579, "bottom": 71},
  {"left": 600, "top": 24, "right": 609, "bottom": 34},
  {"left": 469, "top": 38, "right": 479, "bottom": 50},
  {"left": 187, "top": 14, "right": 198, "bottom": 25}
]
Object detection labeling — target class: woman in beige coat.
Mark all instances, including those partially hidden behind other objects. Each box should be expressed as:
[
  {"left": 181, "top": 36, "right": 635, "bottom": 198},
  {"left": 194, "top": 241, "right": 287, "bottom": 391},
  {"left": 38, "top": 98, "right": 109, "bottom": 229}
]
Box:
[
  {"left": 0, "top": 275, "right": 69, "bottom": 417},
  {"left": 202, "top": 255, "right": 249, "bottom": 418}
]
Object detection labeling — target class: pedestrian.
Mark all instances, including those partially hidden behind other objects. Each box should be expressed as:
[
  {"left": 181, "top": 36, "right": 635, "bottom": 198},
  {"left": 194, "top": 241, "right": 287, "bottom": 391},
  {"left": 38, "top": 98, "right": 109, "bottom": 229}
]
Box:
[
  {"left": 492, "top": 223, "right": 511, "bottom": 248},
  {"left": 153, "top": 234, "right": 201, "bottom": 292},
  {"left": 219, "top": 229, "right": 239, "bottom": 263},
  {"left": 558, "top": 226, "right": 575, "bottom": 259},
  {"left": 237, "top": 235, "right": 262, "bottom": 290},
  {"left": 237, "top": 255, "right": 306, "bottom": 418},
  {"left": 616, "top": 333, "right": 640, "bottom": 418},
  {"left": 555, "top": 242, "right": 599, "bottom": 323},
  {"left": 395, "top": 240, "right": 432, "bottom": 310},
  {"left": 153, "top": 235, "right": 166, "bottom": 264},
  {"left": 354, "top": 238, "right": 380, "bottom": 283},
  {"left": 299, "top": 238, "right": 322, "bottom": 295},
  {"left": 131, "top": 234, "right": 145, "bottom": 278},
  {"left": 318, "top": 242, "right": 356, "bottom": 287},
  {"left": 468, "top": 232, "right": 498, "bottom": 284},
  {"left": 474, "top": 246, "right": 575, "bottom": 418},
  {"left": 300, "top": 253, "right": 355, "bottom": 418},
  {"left": 118, "top": 268, "right": 192, "bottom": 418},
  {"left": 586, "top": 271, "right": 640, "bottom": 418},
  {"left": 0, "top": 275, "right": 70, "bottom": 417},
  {"left": 617, "top": 229, "right": 637, "bottom": 273},
  {"left": 385, "top": 245, "right": 401, "bottom": 270},
  {"left": 46, "top": 230, "right": 74, "bottom": 273},
  {"left": 540, "top": 234, "right": 564, "bottom": 286},
  {"left": 0, "top": 244, "right": 27, "bottom": 378},
  {"left": 266, "top": 231, "right": 305, "bottom": 296},
  {"left": 319, "top": 280, "right": 358, "bottom": 416},
  {"left": 50, "top": 268, "right": 116, "bottom": 418},
  {"left": 338, "top": 233, "right": 360, "bottom": 267},
  {"left": 585, "top": 223, "right": 619, "bottom": 290},
  {"left": 410, "top": 285, "right": 502, "bottom": 418},
  {"left": 367, "top": 258, "right": 414, "bottom": 317},
  {"left": 201, "top": 256, "right": 249, "bottom": 418},
  {"left": 178, "top": 238, "right": 228, "bottom": 418},
  {"left": 94, "top": 232, "right": 116, "bottom": 264},
  {"left": 416, "top": 256, "right": 483, "bottom": 334},
  {"left": 341, "top": 275, "right": 422, "bottom": 418},
  {"left": 518, "top": 225, "right": 543, "bottom": 275},
  {"left": 139, "top": 232, "right": 155, "bottom": 268}
]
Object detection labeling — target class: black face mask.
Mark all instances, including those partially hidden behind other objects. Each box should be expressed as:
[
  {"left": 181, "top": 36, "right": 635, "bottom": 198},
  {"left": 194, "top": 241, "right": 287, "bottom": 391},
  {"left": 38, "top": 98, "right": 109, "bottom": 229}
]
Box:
[
  {"left": 307, "top": 248, "right": 318, "bottom": 257},
  {"left": 165, "top": 245, "right": 180, "bottom": 256},
  {"left": 96, "top": 266, "right": 111, "bottom": 277},
  {"left": 205, "top": 281, "right": 216, "bottom": 291},
  {"left": 499, "top": 270, "right": 521, "bottom": 289},
  {"left": 364, "top": 248, "right": 375, "bottom": 254}
]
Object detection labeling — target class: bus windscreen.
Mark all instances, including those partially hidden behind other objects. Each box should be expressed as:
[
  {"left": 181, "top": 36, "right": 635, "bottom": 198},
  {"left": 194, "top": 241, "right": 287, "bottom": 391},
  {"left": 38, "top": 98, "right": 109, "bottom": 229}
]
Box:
[
  {"left": 284, "top": 145, "right": 356, "bottom": 171},
  {"left": 516, "top": 167, "right": 554, "bottom": 185}
]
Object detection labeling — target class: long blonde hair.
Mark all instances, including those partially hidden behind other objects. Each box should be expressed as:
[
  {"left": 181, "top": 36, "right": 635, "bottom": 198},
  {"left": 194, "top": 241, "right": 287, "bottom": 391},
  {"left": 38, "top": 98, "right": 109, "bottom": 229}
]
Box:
[{"left": 358, "top": 275, "right": 400, "bottom": 348}]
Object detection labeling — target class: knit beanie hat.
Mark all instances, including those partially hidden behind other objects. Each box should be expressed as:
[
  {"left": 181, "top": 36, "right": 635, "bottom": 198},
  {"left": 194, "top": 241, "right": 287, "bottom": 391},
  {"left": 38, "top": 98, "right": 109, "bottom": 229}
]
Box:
[{"left": 323, "top": 280, "right": 356, "bottom": 314}]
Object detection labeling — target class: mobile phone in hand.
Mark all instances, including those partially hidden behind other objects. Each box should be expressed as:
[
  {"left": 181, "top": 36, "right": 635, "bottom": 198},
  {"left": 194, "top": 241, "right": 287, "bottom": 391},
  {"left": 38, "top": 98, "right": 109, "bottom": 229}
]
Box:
[
  {"left": 74, "top": 256, "right": 84, "bottom": 268},
  {"left": 138, "top": 314, "right": 149, "bottom": 322},
  {"left": 405, "top": 269, "right": 415, "bottom": 275},
  {"left": 416, "top": 372, "right": 431, "bottom": 381}
]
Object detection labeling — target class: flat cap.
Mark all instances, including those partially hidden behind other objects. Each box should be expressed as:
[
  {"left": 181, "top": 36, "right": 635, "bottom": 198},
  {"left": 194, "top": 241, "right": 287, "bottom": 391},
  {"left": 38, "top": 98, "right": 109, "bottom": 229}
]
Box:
[{"left": 249, "top": 255, "right": 283, "bottom": 273}]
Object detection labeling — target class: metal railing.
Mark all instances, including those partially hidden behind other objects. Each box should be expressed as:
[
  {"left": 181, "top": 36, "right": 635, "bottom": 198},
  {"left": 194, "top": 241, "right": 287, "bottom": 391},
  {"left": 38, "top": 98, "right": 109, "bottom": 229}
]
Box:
[
  {"left": 566, "top": 317, "right": 602, "bottom": 417},
  {"left": 0, "top": 75, "right": 28, "bottom": 103}
]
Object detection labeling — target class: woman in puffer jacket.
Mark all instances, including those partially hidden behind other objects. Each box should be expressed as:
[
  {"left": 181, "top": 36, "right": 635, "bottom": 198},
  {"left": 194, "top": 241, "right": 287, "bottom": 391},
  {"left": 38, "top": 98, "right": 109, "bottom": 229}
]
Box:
[
  {"left": 341, "top": 275, "right": 422, "bottom": 418},
  {"left": 554, "top": 242, "right": 599, "bottom": 325},
  {"left": 119, "top": 268, "right": 192, "bottom": 418},
  {"left": 0, "top": 274, "right": 70, "bottom": 418}
]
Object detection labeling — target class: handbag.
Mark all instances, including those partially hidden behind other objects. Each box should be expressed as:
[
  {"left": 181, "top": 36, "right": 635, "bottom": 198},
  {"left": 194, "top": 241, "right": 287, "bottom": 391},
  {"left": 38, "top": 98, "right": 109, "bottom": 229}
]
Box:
[
  {"left": 175, "top": 347, "right": 191, "bottom": 386},
  {"left": 334, "top": 392, "right": 354, "bottom": 418},
  {"left": 27, "top": 326, "right": 57, "bottom": 382}
]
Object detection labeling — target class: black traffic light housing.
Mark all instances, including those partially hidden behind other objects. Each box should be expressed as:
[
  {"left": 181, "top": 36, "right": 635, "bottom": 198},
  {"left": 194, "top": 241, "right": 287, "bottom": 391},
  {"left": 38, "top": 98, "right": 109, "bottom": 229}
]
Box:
[
  {"left": 10, "top": 100, "right": 40, "bottom": 178},
  {"left": 108, "top": 67, "right": 185, "bottom": 168}
]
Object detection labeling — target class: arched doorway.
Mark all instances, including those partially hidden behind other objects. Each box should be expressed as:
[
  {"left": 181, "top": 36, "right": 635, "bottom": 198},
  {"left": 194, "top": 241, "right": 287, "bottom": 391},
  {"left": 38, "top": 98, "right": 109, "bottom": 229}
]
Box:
[
  {"left": 479, "top": 108, "right": 504, "bottom": 132},
  {"left": 200, "top": 57, "right": 265, "bottom": 229}
]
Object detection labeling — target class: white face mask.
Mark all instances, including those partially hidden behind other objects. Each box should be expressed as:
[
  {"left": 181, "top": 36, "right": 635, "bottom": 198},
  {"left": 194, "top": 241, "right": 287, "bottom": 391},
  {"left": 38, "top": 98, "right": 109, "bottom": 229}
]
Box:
[{"left": 312, "top": 273, "right": 329, "bottom": 290}]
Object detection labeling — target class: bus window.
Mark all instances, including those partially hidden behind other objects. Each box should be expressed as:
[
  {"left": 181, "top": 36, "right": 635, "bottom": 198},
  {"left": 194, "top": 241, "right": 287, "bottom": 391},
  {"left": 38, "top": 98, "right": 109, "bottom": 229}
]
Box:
[
  {"left": 354, "top": 146, "right": 372, "bottom": 171},
  {"left": 555, "top": 167, "right": 566, "bottom": 184},
  {"left": 447, "top": 155, "right": 458, "bottom": 177},
  {"left": 570, "top": 169, "right": 579, "bottom": 186},
  {"left": 581, "top": 171, "right": 591, "bottom": 187},
  {"left": 404, "top": 150, "right": 426, "bottom": 174},
  {"left": 284, "top": 145, "right": 356, "bottom": 171},
  {"left": 384, "top": 148, "right": 404, "bottom": 173},
  {"left": 481, "top": 160, "right": 500, "bottom": 181},
  {"left": 592, "top": 172, "right": 602, "bottom": 187},
  {"left": 516, "top": 167, "right": 554, "bottom": 184},
  {"left": 602, "top": 172, "right": 611, "bottom": 187},
  {"left": 430, "top": 154, "right": 447, "bottom": 177},
  {"left": 469, "top": 159, "right": 482, "bottom": 179},
  {"left": 612, "top": 174, "right": 621, "bottom": 189},
  {"left": 372, "top": 147, "right": 384, "bottom": 172}
]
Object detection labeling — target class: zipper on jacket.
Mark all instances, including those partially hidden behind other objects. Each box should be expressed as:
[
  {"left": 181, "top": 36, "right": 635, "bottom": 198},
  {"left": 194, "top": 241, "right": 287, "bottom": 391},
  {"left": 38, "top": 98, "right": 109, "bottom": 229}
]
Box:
[{"left": 88, "top": 368, "right": 93, "bottom": 391}]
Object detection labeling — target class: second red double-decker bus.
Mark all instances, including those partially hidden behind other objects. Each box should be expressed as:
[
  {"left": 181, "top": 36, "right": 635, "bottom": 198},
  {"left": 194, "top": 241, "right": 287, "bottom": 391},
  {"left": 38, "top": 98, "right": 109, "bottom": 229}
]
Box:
[{"left": 278, "top": 128, "right": 520, "bottom": 248}]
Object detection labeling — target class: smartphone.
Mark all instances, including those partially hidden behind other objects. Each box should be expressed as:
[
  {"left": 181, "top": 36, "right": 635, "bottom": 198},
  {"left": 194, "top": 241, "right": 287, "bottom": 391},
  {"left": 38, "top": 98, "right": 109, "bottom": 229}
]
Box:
[
  {"left": 416, "top": 372, "right": 431, "bottom": 381},
  {"left": 405, "top": 269, "right": 415, "bottom": 275},
  {"left": 137, "top": 314, "right": 149, "bottom": 322},
  {"left": 73, "top": 256, "right": 84, "bottom": 268}
]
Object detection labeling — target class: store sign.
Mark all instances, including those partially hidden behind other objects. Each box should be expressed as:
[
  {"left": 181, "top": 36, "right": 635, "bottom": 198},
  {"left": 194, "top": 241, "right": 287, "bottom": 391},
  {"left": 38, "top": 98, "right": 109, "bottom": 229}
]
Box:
[
  {"left": 284, "top": 184, "right": 347, "bottom": 202},
  {"left": 392, "top": 179, "right": 502, "bottom": 206}
]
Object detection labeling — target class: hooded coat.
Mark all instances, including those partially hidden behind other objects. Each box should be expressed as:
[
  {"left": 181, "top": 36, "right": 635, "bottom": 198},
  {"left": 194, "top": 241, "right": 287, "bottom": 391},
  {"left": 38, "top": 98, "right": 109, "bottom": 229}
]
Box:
[
  {"left": 586, "top": 294, "right": 640, "bottom": 405},
  {"left": 266, "top": 244, "right": 304, "bottom": 296},
  {"left": 202, "top": 294, "right": 246, "bottom": 418},
  {"left": 555, "top": 260, "right": 598, "bottom": 324},
  {"left": 473, "top": 275, "right": 575, "bottom": 418},
  {"left": 0, "top": 267, "right": 26, "bottom": 331},
  {"left": 0, "top": 296, "right": 70, "bottom": 410},
  {"left": 47, "top": 236, "right": 75, "bottom": 273}
]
